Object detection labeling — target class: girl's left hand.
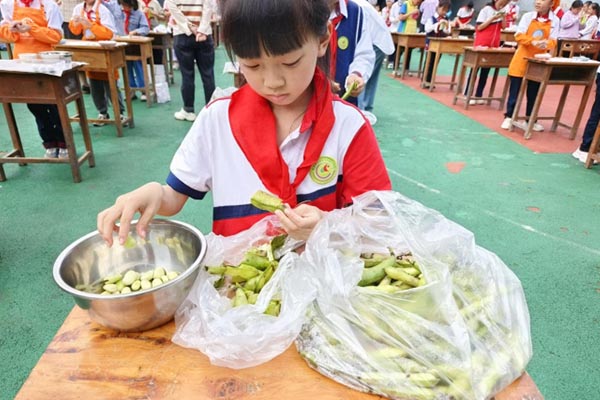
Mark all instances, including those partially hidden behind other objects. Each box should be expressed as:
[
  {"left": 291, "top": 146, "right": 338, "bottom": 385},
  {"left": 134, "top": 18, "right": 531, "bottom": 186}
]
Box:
[
  {"left": 346, "top": 73, "right": 365, "bottom": 96},
  {"left": 275, "top": 204, "right": 324, "bottom": 241}
]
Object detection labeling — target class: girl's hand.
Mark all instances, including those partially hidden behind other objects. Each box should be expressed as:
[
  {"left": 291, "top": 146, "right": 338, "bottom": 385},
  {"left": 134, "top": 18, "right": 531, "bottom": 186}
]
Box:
[
  {"left": 195, "top": 32, "right": 207, "bottom": 42},
  {"left": 9, "top": 21, "right": 22, "bottom": 32},
  {"left": 275, "top": 204, "right": 324, "bottom": 241},
  {"left": 533, "top": 40, "right": 548, "bottom": 49},
  {"left": 129, "top": 30, "right": 139, "bottom": 36},
  {"left": 97, "top": 182, "right": 164, "bottom": 247},
  {"left": 81, "top": 19, "right": 92, "bottom": 29},
  {"left": 346, "top": 73, "right": 365, "bottom": 96}
]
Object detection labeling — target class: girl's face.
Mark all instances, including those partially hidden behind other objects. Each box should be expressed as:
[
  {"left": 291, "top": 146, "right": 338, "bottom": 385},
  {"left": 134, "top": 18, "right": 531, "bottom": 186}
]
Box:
[
  {"left": 121, "top": 4, "right": 132, "bottom": 11},
  {"left": 437, "top": 6, "right": 449, "bottom": 17},
  {"left": 238, "top": 33, "right": 329, "bottom": 108},
  {"left": 534, "top": 0, "right": 553, "bottom": 14},
  {"left": 572, "top": 6, "right": 582, "bottom": 14},
  {"left": 496, "top": 0, "right": 510, "bottom": 10}
]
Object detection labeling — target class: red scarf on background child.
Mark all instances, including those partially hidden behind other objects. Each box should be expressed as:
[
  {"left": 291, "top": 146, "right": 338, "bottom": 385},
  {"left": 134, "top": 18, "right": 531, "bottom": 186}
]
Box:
[
  {"left": 141, "top": 0, "right": 152, "bottom": 26},
  {"left": 20, "top": 0, "right": 33, "bottom": 7},
  {"left": 123, "top": 9, "right": 130, "bottom": 33},
  {"left": 228, "top": 68, "right": 335, "bottom": 207}
]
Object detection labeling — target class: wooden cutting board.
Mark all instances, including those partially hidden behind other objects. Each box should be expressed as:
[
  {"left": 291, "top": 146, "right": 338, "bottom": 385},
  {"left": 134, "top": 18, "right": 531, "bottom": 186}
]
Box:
[{"left": 15, "top": 307, "right": 542, "bottom": 400}]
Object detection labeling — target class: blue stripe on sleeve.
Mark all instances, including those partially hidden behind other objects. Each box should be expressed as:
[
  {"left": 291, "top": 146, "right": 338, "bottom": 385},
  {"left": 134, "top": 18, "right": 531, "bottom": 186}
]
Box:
[
  {"left": 214, "top": 204, "right": 267, "bottom": 221},
  {"left": 166, "top": 172, "right": 207, "bottom": 200}
]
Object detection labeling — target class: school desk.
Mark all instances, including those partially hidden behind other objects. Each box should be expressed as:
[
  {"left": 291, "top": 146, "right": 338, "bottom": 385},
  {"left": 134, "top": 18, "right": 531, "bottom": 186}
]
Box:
[
  {"left": 391, "top": 32, "right": 426, "bottom": 79},
  {"left": 0, "top": 40, "right": 14, "bottom": 59},
  {"left": 585, "top": 125, "right": 600, "bottom": 168},
  {"left": 115, "top": 35, "right": 157, "bottom": 107},
  {"left": 14, "top": 306, "right": 543, "bottom": 400},
  {"left": 500, "top": 30, "right": 516, "bottom": 44},
  {"left": 148, "top": 31, "right": 175, "bottom": 85},
  {"left": 510, "top": 57, "right": 600, "bottom": 140},
  {"left": 453, "top": 46, "right": 515, "bottom": 109},
  {"left": 0, "top": 62, "right": 94, "bottom": 183},
  {"left": 557, "top": 38, "right": 600, "bottom": 60},
  {"left": 422, "top": 37, "right": 473, "bottom": 92},
  {"left": 55, "top": 39, "right": 134, "bottom": 137}
]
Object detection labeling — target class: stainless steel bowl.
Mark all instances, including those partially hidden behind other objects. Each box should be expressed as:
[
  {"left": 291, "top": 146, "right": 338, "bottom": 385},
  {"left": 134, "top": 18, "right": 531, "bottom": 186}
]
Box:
[{"left": 53, "top": 219, "right": 207, "bottom": 332}]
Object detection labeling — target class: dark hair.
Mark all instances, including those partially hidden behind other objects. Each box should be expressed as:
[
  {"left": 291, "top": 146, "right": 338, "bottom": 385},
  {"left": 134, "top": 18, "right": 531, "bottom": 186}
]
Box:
[
  {"left": 437, "top": 0, "right": 452, "bottom": 10},
  {"left": 467, "top": 1, "right": 474, "bottom": 8},
  {"left": 571, "top": 0, "right": 583, "bottom": 8},
  {"left": 220, "top": 0, "right": 330, "bottom": 60},
  {"left": 590, "top": 2, "right": 600, "bottom": 16},
  {"left": 118, "top": 0, "right": 139, "bottom": 11}
]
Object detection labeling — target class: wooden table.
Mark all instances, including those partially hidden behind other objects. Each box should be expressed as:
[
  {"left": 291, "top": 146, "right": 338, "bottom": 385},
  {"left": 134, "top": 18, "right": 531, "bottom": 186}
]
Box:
[
  {"left": 55, "top": 39, "right": 134, "bottom": 137},
  {"left": 116, "top": 35, "right": 157, "bottom": 107},
  {"left": 510, "top": 58, "right": 600, "bottom": 139},
  {"left": 500, "top": 30, "right": 516, "bottom": 43},
  {"left": 148, "top": 31, "right": 175, "bottom": 85},
  {"left": 15, "top": 307, "right": 544, "bottom": 400},
  {"left": 0, "top": 63, "right": 94, "bottom": 183},
  {"left": 453, "top": 46, "right": 515, "bottom": 109},
  {"left": 451, "top": 27, "right": 475, "bottom": 38},
  {"left": 585, "top": 124, "right": 600, "bottom": 168},
  {"left": 391, "top": 32, "right": 426, "bottom": 78},
  {"left": 557, "top": 38, "right": 600, "bottom": 60},
  {"left": 422, "top": 37, "right": 473, "bottom": 91}
]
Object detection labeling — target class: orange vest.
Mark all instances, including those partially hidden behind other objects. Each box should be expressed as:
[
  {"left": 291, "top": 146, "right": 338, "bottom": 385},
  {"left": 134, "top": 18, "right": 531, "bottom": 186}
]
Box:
[
  {"left": 508, "top": 18, "right": 555, "bottom": 77},
  {"left": 11, "top": 0, "right": 59, "bottom": 58}
]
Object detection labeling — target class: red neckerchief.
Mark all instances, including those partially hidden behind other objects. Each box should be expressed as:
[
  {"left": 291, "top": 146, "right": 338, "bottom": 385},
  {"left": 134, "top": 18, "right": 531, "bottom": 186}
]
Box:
[
  {"left": 329, "top": 12, "right": 343, "bottom": 79},
  {"left": 141, "top": 0, "right": 152, "bottom": 27},
  {"left": 85, "top": 8, "right": 94, "bottom": 21},
  {"left": 20, "top": 0, "right": 33, "bottom": 7},
  {"left": 536, "top": 12, "right": 550, "bottom": 22},
  {"left": 123, "top": 9, "right": 131, "bottom": 34},
  {"left": 228, "top": 68, "right": 335, "bottom": 206}
]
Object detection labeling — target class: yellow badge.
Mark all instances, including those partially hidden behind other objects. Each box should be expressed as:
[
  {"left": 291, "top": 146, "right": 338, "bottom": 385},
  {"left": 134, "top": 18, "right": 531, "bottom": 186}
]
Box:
[
  {"left": 337, "top": 36, "right": 349, "bottom": 51},
  {"left": 310, "top": 156, "right": 338, "bottom": 185}
]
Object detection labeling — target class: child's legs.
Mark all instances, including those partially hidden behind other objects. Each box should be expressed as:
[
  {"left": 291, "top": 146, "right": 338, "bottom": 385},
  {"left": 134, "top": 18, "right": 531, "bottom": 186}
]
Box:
[
  {"left": 103, "top": 80, "right": 125, "bottom": 115},
  {"left": 175, "top": 34, "right": 197, "bottom": 112},
  {"left": 359, "top": 46, "right": 385, "bottom": 112},
  {"left": 524, "top": 80, "right": 541, "bottom": 118},
  {"left": 580, "top": 73, "right": 600, "bottom": 151},
  {"left": 26, "top": 104, "right": 66, "bottom": 147},
  {"left": 89, "top": 78, "right": 109, "bottom": 115},
  {"left": 475, "top": 67, "right": 491, "bottom": 98},
  {"left": 193, "top": 36, "right": 216, "bottom": 105},
  {"left": 425, "top": 51, "right": 437, "bottom": 82},
  {"left": 505, "top": 76, "right": 522, "bottom": 118},
  {"left": 405, "top": 48, "right": 413, "bottom": 70},
  {"left": 133, "top": 60, "right": 145, "bottom": 88}
]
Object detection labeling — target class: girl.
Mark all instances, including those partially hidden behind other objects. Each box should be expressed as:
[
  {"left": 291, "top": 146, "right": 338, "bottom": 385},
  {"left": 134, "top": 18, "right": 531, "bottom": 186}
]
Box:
[
  {"left": 119, "top": 0, "right": 149, "bottom": 101},
  {"left": 579, "top": 2, "right": 598, "bottom": 39},
  {"left": 504, "top": 0, "right": 520, "bottom": 30},
  {"left": 454, "top": 1, "right": 475, "bottom": 28},
  {"left": 501, "top": 0, "right": 559, "bottom": 132},
  {"left": 558, "top": 0, "right": 583, "bottom": 39},
  {"left": 466, "top": 0, "right": 509, "bottom": 105},
  {"left": 423, "top": 0, "right": 452, "bottom": 88},
  {"left": 0, "top": 0, "right": 67, "bottom": 158},
  {"left": 138, "top": 0, "right": 164, "bottom": 30},
  {"left": 97, "top": 0, "right": 391, "bottom": 245},
  {"left": 70, "top": 0, "right": 127, "bottom": 126}
]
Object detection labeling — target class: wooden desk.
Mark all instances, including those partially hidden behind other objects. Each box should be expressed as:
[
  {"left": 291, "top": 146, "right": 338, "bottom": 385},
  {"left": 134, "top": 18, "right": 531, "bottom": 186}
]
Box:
[
  {"left": 558, "top": 38, "right": 600, "bottom": 60},
  {"left": 55, "top": 40, "right": 134, "bottom": 137},
  {"left": 422, "top": 37, "right": 473, "bottom": 91},
  {"left": 391, "top": 32, "right": 426, "bottom": 78},
  {"left": 454, "top": 46, "right": 515, "bottom": 109},
  {"left": 116, "top": 36, "right": 157, "bottom": 107},
  {"left": 451, "top": 27, "right": 475, "bottom": 38},
  {"left": 500, "top": 30, "right": 516, "bottom": 43},
  {"left": 148, "top": 31, "right": 175, "bottom": 85},
  {"left": 0, "top": 63, "right": 94, "bottom": 183},
  {"left": 510, "top": 58, "right": 599, "bottom": 139},
  {"left": 15, "top": 307, "right": 543, "bottom": 400}
]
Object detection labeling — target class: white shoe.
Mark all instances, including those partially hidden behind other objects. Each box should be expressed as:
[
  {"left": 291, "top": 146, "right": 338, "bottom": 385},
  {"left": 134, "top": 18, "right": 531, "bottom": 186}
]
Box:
[
  {"left": 174, "top": 108, "right": 196, "bottom": 121},
  {"left": 513, "top": 120, "right": 528, "bottom": 131},
  {"left": 468, "top": 98, "right": 486, "bottom": 105},
  {"left": 140, "top": 94, "right": 147, "bottom": 102},
  {"left": 93, "top": 113, "right": 109, "bottom": 127},
  {"left": 362, "top": 110, "right": 377, "bottom": 125},
  {"left": 120, "top": 114, "right": 129, "bottom": 127},
  {"left": 572, "top": 148, "right": 598, "bottom": 164},
  {"left": 500, "top": 117, "right": 512, "bottom": 130},
  {"left": 532, "top": 122, "right": 544, "bottom": 132},
  {"left": 387, "top": 62, "right": 394, "bottom": 69},
  {"left": 44, "top": 147, "right": 58, "bottom": 158},
  {"left": 57, "top": 148, "right": 69, "bottom": 159}
]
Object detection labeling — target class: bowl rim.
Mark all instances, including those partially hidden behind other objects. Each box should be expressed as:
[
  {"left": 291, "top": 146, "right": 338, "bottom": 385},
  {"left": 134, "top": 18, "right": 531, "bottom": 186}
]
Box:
[{"left": 52, "top": 219, "right": 207, "bottom": 299}]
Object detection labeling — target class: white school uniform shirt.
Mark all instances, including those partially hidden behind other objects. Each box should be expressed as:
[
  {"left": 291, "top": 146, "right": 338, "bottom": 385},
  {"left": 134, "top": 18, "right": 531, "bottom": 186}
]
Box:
[
  {"left": 580, "top": 14, "right": 598, "bottom": 39},
  {"left": 71, "top": 2, "right": 117, "bottom": 37},
  {"left": 388, "top": 1, "right": 402, "bottom": 32},
  {"left": 353, "top": 0, "right": 395, "bottom": 55},
  {"left": 0, "top": 0, "right": 63, "bottom": 30}
]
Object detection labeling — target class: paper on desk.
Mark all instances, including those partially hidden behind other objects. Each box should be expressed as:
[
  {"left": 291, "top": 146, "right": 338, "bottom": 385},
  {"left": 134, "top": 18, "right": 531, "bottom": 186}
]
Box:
[{"left": 0, "top": 60, "right": 87, "bottom": 76}]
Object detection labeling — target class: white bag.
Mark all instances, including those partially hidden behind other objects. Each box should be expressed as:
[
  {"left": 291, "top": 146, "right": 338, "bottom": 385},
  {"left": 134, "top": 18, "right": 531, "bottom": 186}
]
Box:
[{"left": 155, "top": 82, "right": 170, "bottom": 103}]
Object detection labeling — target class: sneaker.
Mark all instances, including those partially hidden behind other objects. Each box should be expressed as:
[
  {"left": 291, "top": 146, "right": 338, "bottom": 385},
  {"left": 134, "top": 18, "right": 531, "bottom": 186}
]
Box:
[
  {"left": 173, "top": 61, "right": 180, "bottom": 71},
  {"left": 469, "top": 98, "right": 486, "bottom": 105},
  {"left": 44, "top": 147, "right": 58, "bottom": 158},
  {"left": 57, "top": 148, "right": 69, "bottom": 159},
  {"left": 387, "top": 62, "right": 394, "bottom": 69},
  {"left": 120, "top": 114, "right": 129, "bottom": 127},
  {"left": 130, "top": 93, "right": 138, "bottom": 101},
  {"left": 362, "top": 110, "right": 377, "bottom": 126},
  {"left": 572, "top": 148, "right": 598, "bottom": 164},
  {"left": 140, "top": 94, "right": 147, "bottom": 102},
  {"left": 174, "top": 108, "right": 196, "bottom": 121},
  {"left": 500, "top": 117, "right": 512, "bottom": 130},
  {"left": 512, "top": 120, "right": 528, "bottom": 131},
  {"left": 93, "top": 113, "right": 109, "bottom": 127},
  {"left": 532, "top": 122, "right": 544, "bottom": 132}
]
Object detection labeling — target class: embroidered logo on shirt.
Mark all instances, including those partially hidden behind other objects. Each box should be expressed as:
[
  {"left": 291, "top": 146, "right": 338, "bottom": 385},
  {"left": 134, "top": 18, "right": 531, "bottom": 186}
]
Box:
[
  {"left": 337, "top": 36, "right": 349, "bottom": 50},
  {"left": 310, "top": 156, "right": 337, "bottom": 185},
  {"left": 532, "top": 29, "right": 544, "bottom": 39}
]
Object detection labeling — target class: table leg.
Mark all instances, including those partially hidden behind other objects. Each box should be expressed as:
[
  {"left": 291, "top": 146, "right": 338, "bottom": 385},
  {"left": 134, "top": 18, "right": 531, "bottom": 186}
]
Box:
[
  {"left": 571, "top": 83, "right": 594, "bottom": 140},
  {"left": 76, "top": 96, "right": 95, "bottom": 168},
  {"left": 55, "top": 94, "right": 82, "bottom": 183},
  {"left": 500, "top": 73, "right": 511, "bottom": 111},
  {"left": 402, "top": 45, "right": 409, "bottom": 78},
  {"left": 394, "top": 42, "right": 401, "bottom": 77},
  {"left": 141, "top": 57, "right": 152, "bottom": 108},
  {"left": 465, "top": 66, "right": 478, "bottom": 109},
  {"left": 449, "top": 53, "right": 460, "bottom": 90},
  {"left": 108, "top": 76, "right": 123, "bottom": 137},
  {"left": 585, "top": 124, "right": 600, "bottom": 168},
  {"left": 430, "top": 52, "right": 440, "bottom": 92},
  {"left": 488, "top": 67, "right": 500, "bottom": 106},
  {"left": 453, "top": 64, "right": 466, "bottom": 106},
  {"left": 553, "top": 85, "right": 569, "bottom": 132},
  {"left": 510, "top": 78, "right": 527, "bottom": 132},
  {"left": 121, "top": 65, "right": 135, "bottom": 129},
  {"left": 421, "top": 50, "right": 431, "bottom": 88},
  {"left": 523, "top": 80, "right": 548, "bottom": 140},
  {"left": 417, "top": 48, "right": 424, "bottom": 79},
  {"left": 149, "top": 56, "right": 157, "bottom": 106},
  {"left": 2, "top": 103, "right": 25, "bottom": 161}
]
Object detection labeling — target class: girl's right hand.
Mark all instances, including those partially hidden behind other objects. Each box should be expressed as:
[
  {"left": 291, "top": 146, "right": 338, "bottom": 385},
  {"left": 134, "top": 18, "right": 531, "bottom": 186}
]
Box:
[{"left": 97, "top": 182, "right": 164, "bottom": 247}]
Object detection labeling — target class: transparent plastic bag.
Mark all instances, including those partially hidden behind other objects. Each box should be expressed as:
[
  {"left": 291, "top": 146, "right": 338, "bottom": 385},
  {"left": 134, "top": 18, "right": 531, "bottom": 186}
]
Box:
[
  {"left": 172, "top": 217, "right": 315, "bottom": 369},
  {"left": 296, "top": 190, "right": 532, "bottom": 400}
]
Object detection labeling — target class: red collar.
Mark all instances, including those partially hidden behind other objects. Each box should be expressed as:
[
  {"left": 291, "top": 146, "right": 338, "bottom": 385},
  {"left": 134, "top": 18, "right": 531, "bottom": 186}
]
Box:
[
  {"left": 20, "top": 0, "right": 34, "bottom": 7},
  {"left": 228, "top": 68, "right": 334, "bottom": 206},
  {"left": 536, "top": 12, "right": 550, "bottom": 21}
]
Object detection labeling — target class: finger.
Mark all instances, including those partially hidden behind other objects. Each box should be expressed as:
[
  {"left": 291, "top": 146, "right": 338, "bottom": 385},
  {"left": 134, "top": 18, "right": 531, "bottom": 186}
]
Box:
[
  {"left": 136, "top": 206, "right": 158, "bottom": 239},
  {"left": 97, "top": 209, "right": 115, "bottom": 246},
  {"left": 274, "top": 209, "right": 296, "bottom": 232}
]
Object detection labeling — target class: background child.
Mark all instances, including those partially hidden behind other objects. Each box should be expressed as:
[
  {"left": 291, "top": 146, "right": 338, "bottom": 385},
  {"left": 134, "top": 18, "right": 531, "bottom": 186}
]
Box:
[
  {"left": 454, "top": 1, "right": 475, "bottom": 28},
  {"left": 97, "top": 0, "right": 391, "bottom": 245},
  {"left": 119, "top": 0, "right": 149, "bottom": 101},
  {"left": 558, "top": 0, "right": 583, "bottom": 38},
  {"left": 70, "top": 0, "right": 128, "bottom": 126},
  {"left": 423, "top": 0, "right": 451, "bottom": 88},
  {"left": 0, "top": 0, "right": 67, "bottom": 158},
  {"left": 579, "top": 2, "right": 598, "bottom": 39},
  {"left": 396, "top": 0, "right": 422, "bottom": 75},
  {"left": 501, "top": 0, "right": 559, "bottom": 132},
  {"left": 504, "top": 0, "right": 520, "bottom": 30},
  {"left": 466, "top": 0, "right": 509, "bottom": 105}
]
